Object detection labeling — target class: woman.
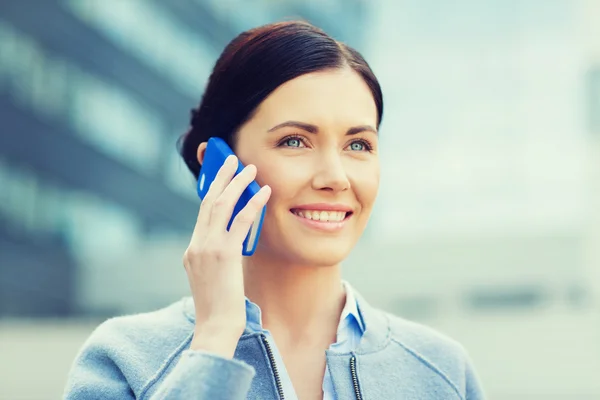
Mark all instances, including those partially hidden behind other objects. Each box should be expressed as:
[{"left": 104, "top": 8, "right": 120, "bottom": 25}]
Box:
[{"left": 64, "top": 21, "right": 485, "bottom": 400}]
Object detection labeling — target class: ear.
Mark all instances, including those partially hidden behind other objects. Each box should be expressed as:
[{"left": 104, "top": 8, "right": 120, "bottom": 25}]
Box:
[{"left": 196, "top": 142, "right": 208, "bottom": 166}]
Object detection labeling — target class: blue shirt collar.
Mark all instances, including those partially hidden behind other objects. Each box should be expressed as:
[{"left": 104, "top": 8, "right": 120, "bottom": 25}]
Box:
[
  {"left": 339, "top": 280, "right": 365, "bottom": 333},
  {"left": 244, "top": 297, "right": 263, "bottom": 332},
  {"left": 244, "top": 280, "right": 365, "bottom": 336}
]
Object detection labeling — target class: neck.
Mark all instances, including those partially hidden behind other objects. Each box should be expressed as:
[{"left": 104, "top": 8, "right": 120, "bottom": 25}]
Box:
[{"left": 243, "top": 252, "right": 346, "bottom": 344}]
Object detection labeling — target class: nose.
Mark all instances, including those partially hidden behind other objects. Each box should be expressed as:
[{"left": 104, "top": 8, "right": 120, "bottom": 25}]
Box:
[{"left": 311, "top": 151, "right": 350, "bottom": 192}]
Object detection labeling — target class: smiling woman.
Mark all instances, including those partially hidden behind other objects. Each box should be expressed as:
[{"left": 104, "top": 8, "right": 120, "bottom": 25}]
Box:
[{"left": 63, "top": 21, "right": 485, "bottom": 400}]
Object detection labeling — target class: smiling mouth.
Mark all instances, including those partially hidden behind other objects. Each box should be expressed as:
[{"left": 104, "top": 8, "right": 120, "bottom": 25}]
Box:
[{"left": 290, "top": 209, "right": 353, "bottom": 222}]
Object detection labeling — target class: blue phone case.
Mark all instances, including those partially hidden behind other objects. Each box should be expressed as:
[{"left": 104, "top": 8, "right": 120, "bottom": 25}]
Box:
[{"left": 196, "top": 137, "right": 266, "bottom": 256}]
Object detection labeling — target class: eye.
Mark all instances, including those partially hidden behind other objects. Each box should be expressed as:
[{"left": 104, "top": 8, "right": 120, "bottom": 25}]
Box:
[
  {"left": 346, "top": 139, "right": 372, "bottom": 152},
  {"left": 286, "top": 138, "right": 302, "bottom": 147},
  {"left": 350, "top": 142, "right": 365, "bottom": 151},
  {"left": 279, "top": 135, "right": 307, "bottom": 148}
]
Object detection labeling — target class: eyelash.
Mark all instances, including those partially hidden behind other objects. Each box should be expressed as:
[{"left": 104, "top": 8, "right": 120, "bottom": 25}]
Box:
[{"left": 277, "top": 134, "right": 374, "bottom": 152}]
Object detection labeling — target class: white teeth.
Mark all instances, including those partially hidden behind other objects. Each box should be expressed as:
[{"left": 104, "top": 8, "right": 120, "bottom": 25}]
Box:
[
  {"left": 293, "top": 210, "right": 347, "bottom": 222},
  {"left": 320, "top": 211, "right": 329, "bottom": 222}
]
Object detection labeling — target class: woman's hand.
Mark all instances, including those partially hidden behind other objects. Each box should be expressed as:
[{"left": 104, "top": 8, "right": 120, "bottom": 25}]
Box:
[{"left": 183, "top": 155, "right": 271, "bottom": 358}]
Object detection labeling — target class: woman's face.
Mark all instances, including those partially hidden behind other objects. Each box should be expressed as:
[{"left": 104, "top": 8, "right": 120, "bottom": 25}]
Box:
[{"left": 234, "top": 68, "right": 380, "bottom": 266}]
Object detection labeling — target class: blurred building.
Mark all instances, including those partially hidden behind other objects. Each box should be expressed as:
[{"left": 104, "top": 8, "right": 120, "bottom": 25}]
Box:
[{"left": 0, "top": 0, "right": 369, "bottom": 318}]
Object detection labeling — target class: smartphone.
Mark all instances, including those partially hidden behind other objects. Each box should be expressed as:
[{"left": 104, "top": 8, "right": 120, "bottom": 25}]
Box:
[{"left": 197, "top": 137, "right": 266, "bottom": 256}]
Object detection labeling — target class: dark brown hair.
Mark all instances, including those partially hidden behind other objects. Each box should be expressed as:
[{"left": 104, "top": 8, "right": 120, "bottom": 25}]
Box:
[{"left": 178, "top": 20, "right": 384, "bottom": 179}]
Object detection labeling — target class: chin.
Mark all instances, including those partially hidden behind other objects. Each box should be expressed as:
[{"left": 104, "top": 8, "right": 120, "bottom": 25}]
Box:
[
  {"left": 256, "top": 213, "right": 364, "bottom": 266},
  {"left": 271, "top": 235, "right": 355, "bottom": 267},
  {"left": 295, "top": 251, "right": 348, "bottom": 267}
]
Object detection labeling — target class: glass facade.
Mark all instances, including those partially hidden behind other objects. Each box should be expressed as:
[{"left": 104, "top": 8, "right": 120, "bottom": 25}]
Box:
[{"left": 0, "top": 0, "right": 366, "bottom": 318}]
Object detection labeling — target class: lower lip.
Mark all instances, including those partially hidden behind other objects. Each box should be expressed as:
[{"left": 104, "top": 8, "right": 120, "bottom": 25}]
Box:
[{"left": 290, "top": 211, "right": 350, "bottom": 232}]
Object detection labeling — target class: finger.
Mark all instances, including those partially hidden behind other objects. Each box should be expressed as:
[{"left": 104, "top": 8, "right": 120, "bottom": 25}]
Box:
[
  {"left": 229, "top": 185, "right": 271, "bottom": 244},
  {"left": 208, "top": 164, "right": 258, "bottom": 229},
  {"left": 195, "top": 155, "right": 238, "bottom": 229}
]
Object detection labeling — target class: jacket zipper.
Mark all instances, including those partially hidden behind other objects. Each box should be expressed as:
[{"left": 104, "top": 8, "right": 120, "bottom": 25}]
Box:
[
  {"left": 350, "top": 355, "right": 363, "bottom": 400},
  {"left": 261, "top": 334, "right": 285, "bottom": 399}
]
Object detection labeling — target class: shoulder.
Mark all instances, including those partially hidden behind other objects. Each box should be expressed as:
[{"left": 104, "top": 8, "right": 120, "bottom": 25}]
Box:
[
  {"left": 87, "top": 296, "right": 195, "bottom": 350},
  {"left": 384, "top": 311, "right": 468, "bottom": 367},
  {"left": 353, "top": 286, "right": 469, "bottom": 366},
  {"left": 67, "top": 297, "right": 195, "bottom": 398},
  {"left": 381, "top": 310, "right": 484, "bottom": 398}
]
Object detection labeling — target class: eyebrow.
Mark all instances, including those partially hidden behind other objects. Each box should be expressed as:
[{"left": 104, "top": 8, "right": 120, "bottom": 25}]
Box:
[{"left": 267, "top": 120, "right": 378, "bottom": 136}]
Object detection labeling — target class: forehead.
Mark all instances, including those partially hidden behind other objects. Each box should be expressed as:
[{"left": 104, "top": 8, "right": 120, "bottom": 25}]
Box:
[{"left": 253, "top": 68, "right": 378, "bottom": 127}]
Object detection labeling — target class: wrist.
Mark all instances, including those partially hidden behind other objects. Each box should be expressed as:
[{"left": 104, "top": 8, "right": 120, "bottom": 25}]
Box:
[{"left": 190, "top": 322, "right": 243, "bottom": 359}]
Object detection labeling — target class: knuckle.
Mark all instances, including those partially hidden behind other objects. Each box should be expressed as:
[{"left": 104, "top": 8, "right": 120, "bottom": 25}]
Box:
[
  {"left": 211, "top": 196, "right": 228, "bottom": 211},
  {"left": 182, "top": 249, "right": 194, "bottom": 269},
  {"left": 245, "top": 197, "right": 265, "bottom": 214},
  {"left": 203, "top": 181, "right": 217, "bottom": 197},
  {"left": 202, "top": 239, "right": 230, "bottom": 259},
  {"left": 233, "top": 166, "right": 255, "bottom": 183},
  {"left": 184, "top": 238, "right": 210, "bottom": 257},
  {"left": 201, "top": 248, "right": 227, "bottom": 263},
  {"left": 200, "top": 191, "right": 215, "bottom": 205},
  {"left": 235, "top": 211, "right": 255, "bottom": 225},
  {"left": 248, "top": 194, "right": 264, "bottom": 207},
  {"left": 183, "top": 245, "right": 202, "bottom": 265},
  {"left": 199, "top": 195, "right": 216, "bottom": 211}
]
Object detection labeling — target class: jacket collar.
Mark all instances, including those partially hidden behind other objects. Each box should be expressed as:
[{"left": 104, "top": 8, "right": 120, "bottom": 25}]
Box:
[
  {"left": 182, "top": 283, "right": 390, "bottom": 355},
  {"left": 352, "top": 288, "right": 391, "bottom": 354},
  {"left": 242, "top": 280, "right": 365, "bottom": 336}
]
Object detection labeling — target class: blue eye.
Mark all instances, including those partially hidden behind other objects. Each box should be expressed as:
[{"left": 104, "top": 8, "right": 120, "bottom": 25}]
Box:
[
  {"left": 348, "top": 140, "right": 373, "bottom": 152},
  {"left": 282, "top": 137, "right": 304, "bottom": 148},
  {"left": 350, "top": 142, "right": 364, "bottom": 151}
]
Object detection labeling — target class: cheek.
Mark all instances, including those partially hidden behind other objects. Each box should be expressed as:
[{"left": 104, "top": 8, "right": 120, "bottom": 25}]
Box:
[
  {"left": 253, "top": 158, "right": 306, "bottom": 202},
  {"left": 352, "top": 164, "right": 380, "bottom": 208}
]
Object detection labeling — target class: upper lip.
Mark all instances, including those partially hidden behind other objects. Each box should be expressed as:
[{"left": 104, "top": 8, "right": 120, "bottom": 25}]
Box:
[{"left": 290, "top": 203, "right": 354, "bottom": 212}]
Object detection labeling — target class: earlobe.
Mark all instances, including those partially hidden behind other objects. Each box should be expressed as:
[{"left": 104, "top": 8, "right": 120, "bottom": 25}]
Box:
[{"left": 196, "top": 142, "right": 208, "bottom": 166}]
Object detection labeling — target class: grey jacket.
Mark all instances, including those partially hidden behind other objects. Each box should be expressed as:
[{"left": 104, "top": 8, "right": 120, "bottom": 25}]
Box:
[{"left": 64, "top": 291, "right": 485, "bottom": 399}]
